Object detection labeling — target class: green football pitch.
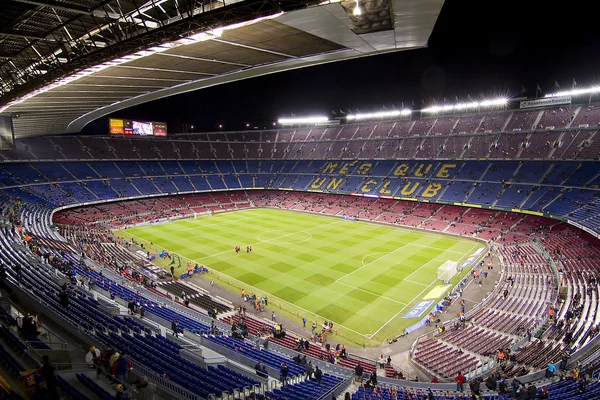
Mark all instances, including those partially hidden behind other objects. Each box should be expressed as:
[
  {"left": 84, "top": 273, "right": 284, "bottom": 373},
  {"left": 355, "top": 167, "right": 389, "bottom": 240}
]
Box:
[{"left": 117, "top": 208, "right": 485, "bottom": 346}]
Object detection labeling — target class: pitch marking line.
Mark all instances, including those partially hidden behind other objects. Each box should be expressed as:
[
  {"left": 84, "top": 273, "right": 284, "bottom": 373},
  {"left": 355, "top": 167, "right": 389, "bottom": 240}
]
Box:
[
  {"left": 121, "top": 220, "right": 341, "bottom": 263},
  {"left": 361, "top": 252, "right": 388, "bottom": 266},
  {"left": 336, "top": 281, "right": 408, "bottom": 306},
  {"left": 403, "top": 258, "right": 448, "bottom": 282},
  {"left": 177, "top": 215, "right": 259, "bottom": 231},
  {"left": 367, "top": 277, "right": 440, "bottom": 339},
  {"left": 335, "top": 244, "right": 410, "bottom": 283},
  {"left": 256, "top": 230, "right": 313, "bottom": 245},
  {"left": 194, "top": 220, "right": 342, "bottom": 261},
  {"left": 403, "top": 279, "right": 428, "bottom": 287},
  {"left": 366, "top": 242, "right": 484, "bottom": 339},
  {"left": 408, "top": 242, "right": 470, "bottom": 254}
]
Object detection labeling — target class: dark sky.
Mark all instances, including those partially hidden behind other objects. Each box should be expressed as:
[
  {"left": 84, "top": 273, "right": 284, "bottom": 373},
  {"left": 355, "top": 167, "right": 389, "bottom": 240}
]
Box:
[{"left": 83, "top": 0, "right": 600, "bottom": 134}]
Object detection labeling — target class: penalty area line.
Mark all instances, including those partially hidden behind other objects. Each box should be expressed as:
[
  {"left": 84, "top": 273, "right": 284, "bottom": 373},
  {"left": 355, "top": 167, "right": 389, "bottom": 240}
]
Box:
[
  {"left": 336, "top": 281, "right": 408, "bottom": 306},
  {"left": 368, "top": 241, "right": 484, "bottom": 339}
]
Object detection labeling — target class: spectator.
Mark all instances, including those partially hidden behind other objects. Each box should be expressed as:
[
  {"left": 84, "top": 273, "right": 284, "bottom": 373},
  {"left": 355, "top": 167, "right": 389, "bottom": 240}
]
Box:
[
  {"left": 314, "top": 366, "right": 323, "bottom": 384},
  {"left": 512, "top": 376, "right": 522, "bottom": 395},
  {"left": 41, "top": 355, "right": 58, "bottom": 399},
  {"left": 135, "top": 376, "right": 155, "bottom": 400},
  {"left": 354, "top": 364, "right": 363, "bottom": 383},
  {"left": 85, "top": 346, "right": 101, "bottom": 368},
  {"left": 427, "top": 388, "right": 435, "bottom": 400},
  {"left": 255, "top": 362, "right": 268, "bottom": 379},
  {"left": 526, "top": 382, "right": 537, "bottom": 400},
  {"left": 455, "top": 371, "right": 466, "bottom": 391},
  {"left": 469, "top": 377, "right": 481, "bottom": 397},
  {"left": 545, "top": 363, "right": 556, "bottom": 378},
  {"left": 305, "top": 361, "right": 314, "bottom": 381},
  {"left": 378, "top": 355, "right": 385, "bottom": 369},
  {"left": 115, "top": 383, "right": 131, "bottom": 400},
  {"left": 279, "top": 362, "right": 289, "bottom": 385},
  {"left": 171, "top": 319, "right": 179, "bottom": 337},
  {"left": 536, "top": 388, "right": 549, "bottom": 399},
  {"left": 112, "top": 352, "right": 132, "bottom": 383},
  {"left": 369, "top": 371, "right": 377, "bottom": 387}
]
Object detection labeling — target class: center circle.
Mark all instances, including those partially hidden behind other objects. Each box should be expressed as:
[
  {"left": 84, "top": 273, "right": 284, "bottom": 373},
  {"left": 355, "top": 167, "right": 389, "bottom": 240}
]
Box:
[{"left": 256, "top": 230, "right": 312, "bottom": 245}]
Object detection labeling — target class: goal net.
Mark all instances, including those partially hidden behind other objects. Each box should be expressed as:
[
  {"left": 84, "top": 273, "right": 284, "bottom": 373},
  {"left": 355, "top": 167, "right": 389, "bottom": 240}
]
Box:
[{"left": 438, "top": 260, "right": 458, "bottom": 283}]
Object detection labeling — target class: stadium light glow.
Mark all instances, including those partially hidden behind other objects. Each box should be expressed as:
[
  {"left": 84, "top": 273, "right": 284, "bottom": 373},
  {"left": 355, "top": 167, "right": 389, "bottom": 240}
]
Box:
[
  {"left": 278, "top": 116, "right": 329, "bottom": 124},
  {"left": 353, "top": 0, "right": 362, "bottom": 16},
  {"left": 422, "top": 98, "right": 508, "bottom": 113},
  {"left": 346, "top": 110, "right": 411, "bottom": 120},
  {"left": 0, "top": 12, "right": 284, "bottom": 113},
  {"left": 545, "top": 86, "right": 600, "bottom": 98}
]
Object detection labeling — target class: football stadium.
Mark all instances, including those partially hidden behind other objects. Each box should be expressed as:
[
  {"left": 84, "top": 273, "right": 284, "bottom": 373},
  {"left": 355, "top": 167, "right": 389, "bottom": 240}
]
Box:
[{"left": 1, "top": 0, "right": 600, "bottom": 400}]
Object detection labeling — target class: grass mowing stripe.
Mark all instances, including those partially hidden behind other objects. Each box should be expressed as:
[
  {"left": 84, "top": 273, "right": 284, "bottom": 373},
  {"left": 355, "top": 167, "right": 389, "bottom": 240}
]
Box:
[{"left": 117, "top": 208, "right": 486, "bottom": 346}]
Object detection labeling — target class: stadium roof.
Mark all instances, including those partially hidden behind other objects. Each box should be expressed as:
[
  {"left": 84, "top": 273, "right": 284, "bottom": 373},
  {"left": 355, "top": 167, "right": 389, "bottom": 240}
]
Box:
[{"left": 0, "top": 0, "right": 444, "bottom": 138}]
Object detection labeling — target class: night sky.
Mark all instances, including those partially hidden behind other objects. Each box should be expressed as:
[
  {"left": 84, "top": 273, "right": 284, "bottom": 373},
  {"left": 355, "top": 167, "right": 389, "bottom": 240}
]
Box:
[{"left": 83, "top": 0, "right": 600, "bottom": 134}]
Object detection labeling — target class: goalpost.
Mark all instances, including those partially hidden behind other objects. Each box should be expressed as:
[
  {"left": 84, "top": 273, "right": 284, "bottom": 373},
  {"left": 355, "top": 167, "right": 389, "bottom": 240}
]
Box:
[{"left": 438, "top": 260, "right": 458, "bottom": 284}]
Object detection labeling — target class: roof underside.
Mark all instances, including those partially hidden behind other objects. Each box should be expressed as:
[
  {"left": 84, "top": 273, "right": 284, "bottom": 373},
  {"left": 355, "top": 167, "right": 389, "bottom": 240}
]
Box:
[{"left": 0, "top": 0, "right": 444, "bottom": 138}]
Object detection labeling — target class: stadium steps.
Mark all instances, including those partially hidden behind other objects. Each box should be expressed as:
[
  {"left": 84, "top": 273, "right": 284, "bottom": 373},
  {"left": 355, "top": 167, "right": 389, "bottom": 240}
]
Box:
[
  {"left": 537, "top": 164, "right": 557, "bottom": 186},
  {"left": 531, "top": 110, "right": 545, "bottom": 130},
  {"left": 501, "top": 111, "right": 515, "bottom": 132},
  {"left": 547, "top": 130, "right": 567, "bottom": 158},
  {"left": 566, "top": 106, "right": 582, "bottom": 128}
]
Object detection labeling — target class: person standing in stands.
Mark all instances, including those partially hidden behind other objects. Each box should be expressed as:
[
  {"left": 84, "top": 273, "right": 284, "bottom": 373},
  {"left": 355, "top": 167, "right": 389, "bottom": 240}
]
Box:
[
  {"left": 354, "top": 364, "right": 363, "bottom": 383},
  {"left": 279, "top": 362, "right": 289, "bottom": 385},
  {"left": 85, "top": 346, "right": 101, "bottom": 368},
  {"left": 305, "top": 361, "right": 314, "bottom": 381},
  {"left": 171, "top": 319, "right": 179, "bottom": 337},
  {"left": 59, "top": 288, "right": 69, "bottom": 309},
  {"left": 112, "top": 352, "right": 132, "bottom": 383},
  {"left": 455, "top": 371, "right": 466, "bottom": 391},
  {"left": 41, "top": 355, "right": 59, "bottom": 399},
  {"left": 14, "top": 263, "right": 22, "bottom": 281},
  {"left": 369, "top": 370, "right": 377, "bottom": 387},
  {"left": 0, "top": 263, "right": 6, "bottom": 287},
  {"left": 135, "top": 376, "right": 155, "bottom": 400},
  {"left": 115, "top": 384, "right": 131, "bottom": 400},
  {"left": 314, "top": 366, "right": 323, "bottom": 384}
]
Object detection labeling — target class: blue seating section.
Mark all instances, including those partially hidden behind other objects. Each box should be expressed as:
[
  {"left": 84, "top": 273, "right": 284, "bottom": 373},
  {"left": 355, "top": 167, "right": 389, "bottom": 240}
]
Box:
[
  {"left": 267, "top": 374, "right": 343, "bottom": 400},
  {"left": 56, "top": 375, "right": 93, "bottom": 400},
  {"left": 3, "top": 159, "right": 600, "bottom": 236},
  {"left": 75, "top": 373, "right": 113, "bottom": 400},
  {"left": 0, "top": 238, "right": 264, "bottom": 399},
  {"left": 206, "top": 335, "right": 305, "bottom": 376}
]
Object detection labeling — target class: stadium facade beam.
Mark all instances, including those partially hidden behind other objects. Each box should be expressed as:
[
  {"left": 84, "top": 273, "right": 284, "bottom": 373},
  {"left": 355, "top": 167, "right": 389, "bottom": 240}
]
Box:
[
  {"left": 0, "top": 0, "right": 324, "bottom": 108},
  {"left": 0, "top": 30, "right": 47, "bottom": 40},
  {"left": 10, "top": 0, "right": 94, "bottom": 14}
]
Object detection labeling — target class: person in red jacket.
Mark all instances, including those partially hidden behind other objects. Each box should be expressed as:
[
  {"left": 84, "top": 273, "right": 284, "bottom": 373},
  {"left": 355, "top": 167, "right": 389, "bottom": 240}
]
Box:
[
  {"left": 455, "top": 371, "right": 466, "bottom": 392},
  {"left": 112, "top": 352, "right": 132, "bottom": 383}
]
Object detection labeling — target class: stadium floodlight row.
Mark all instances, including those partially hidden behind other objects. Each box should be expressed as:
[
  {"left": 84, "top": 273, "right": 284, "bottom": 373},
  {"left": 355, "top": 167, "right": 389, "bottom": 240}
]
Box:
[
  {"left": 2, "top": 101, "right": 600, "bottom": 399},
  {"left": 279, "top": 96, "right": 508, "bottom": 122}
]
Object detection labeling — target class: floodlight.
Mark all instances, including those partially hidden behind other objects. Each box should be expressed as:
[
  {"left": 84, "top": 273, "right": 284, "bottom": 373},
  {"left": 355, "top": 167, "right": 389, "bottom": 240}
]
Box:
[
  {"left": 353, "top": 0, "right": 362, "bottom": 15},
  {"left": 346, "top": 110, "right": 411, "bottom": 120},
  {"left": 545, "top": 86, "right": 600, "bottom": 98},
  {"left": 278, "top": 116, "right": 328, "bottom": 124},
  {"left": 422, "top": 98, "right": 508, "bottom": 113}
]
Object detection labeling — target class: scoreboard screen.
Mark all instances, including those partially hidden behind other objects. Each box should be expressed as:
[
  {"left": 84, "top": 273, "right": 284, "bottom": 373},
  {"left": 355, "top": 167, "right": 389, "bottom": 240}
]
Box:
[{"left": 109, "top": 118, "right": 167, "bottom": 136}]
